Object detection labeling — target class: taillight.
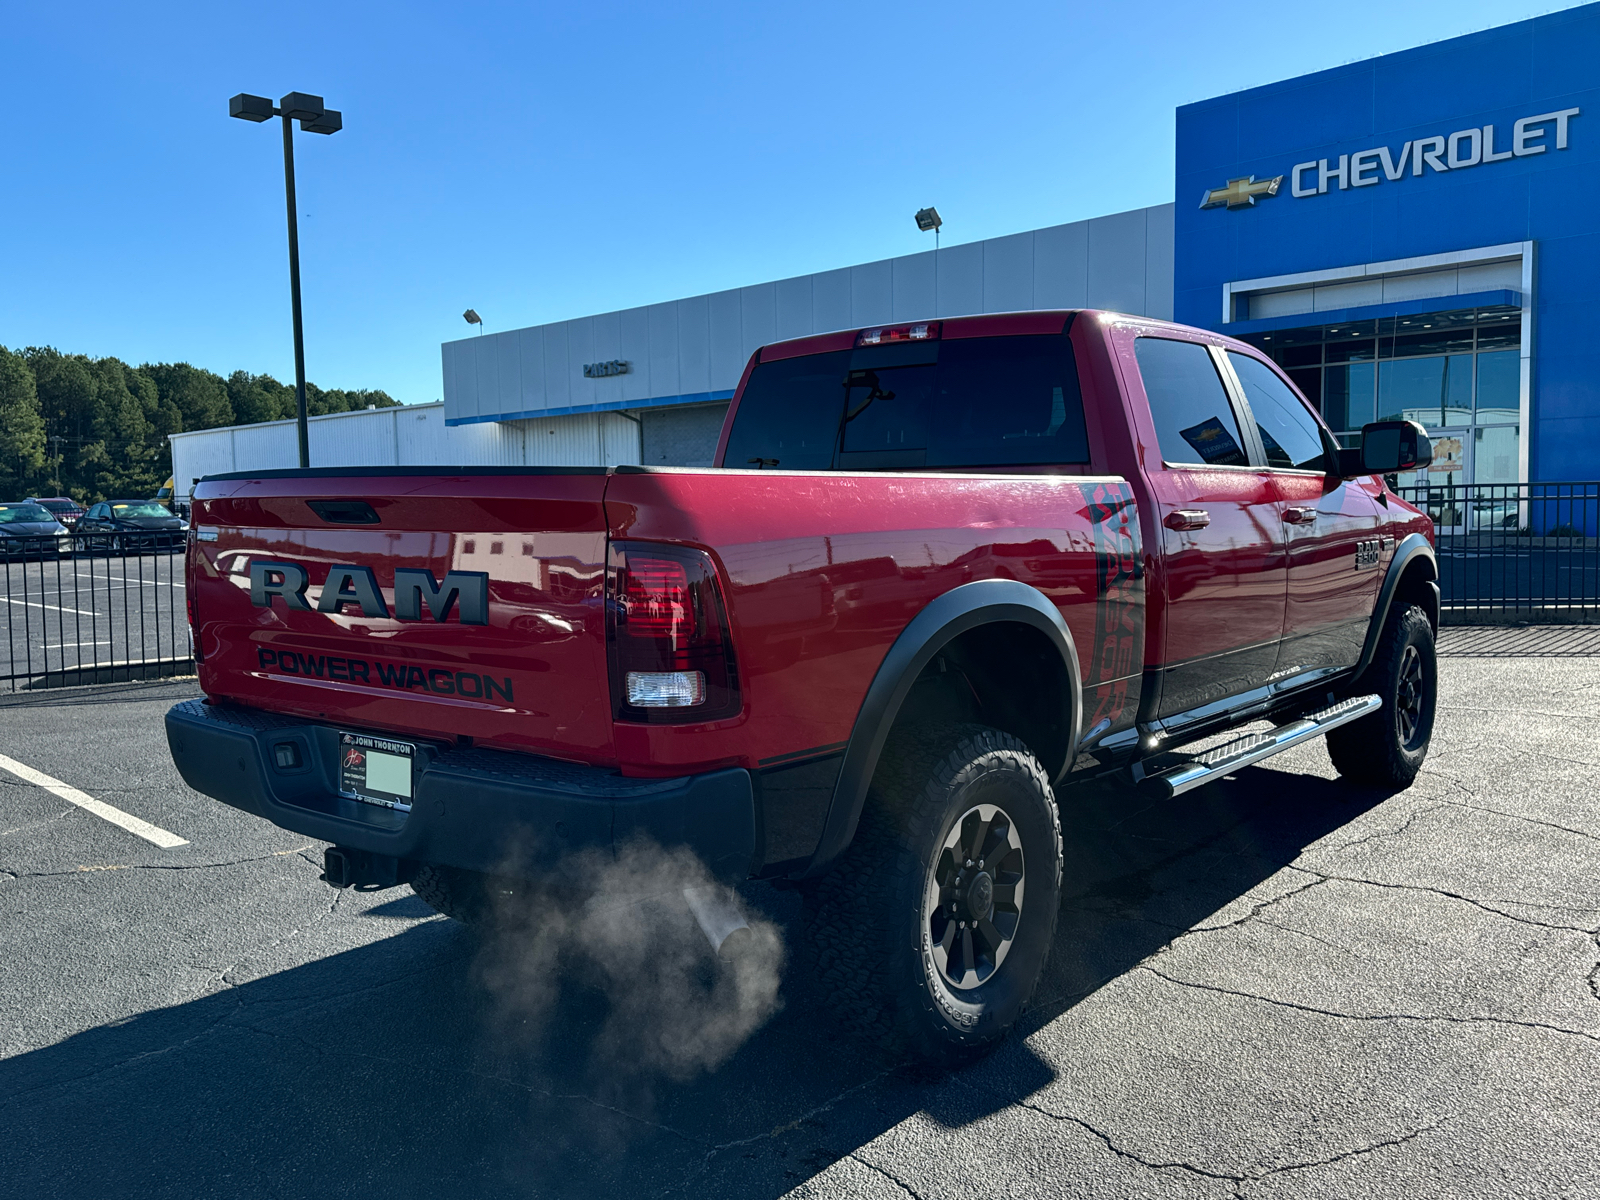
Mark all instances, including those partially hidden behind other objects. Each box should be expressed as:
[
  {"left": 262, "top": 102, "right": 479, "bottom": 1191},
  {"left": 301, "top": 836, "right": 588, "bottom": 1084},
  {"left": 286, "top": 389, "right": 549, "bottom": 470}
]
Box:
[
  {"left": 607, "top": 541, "right": 740, "bottom": 723},
  {"left": 856, "top": 322, "right": 940, "bottom": 346}
]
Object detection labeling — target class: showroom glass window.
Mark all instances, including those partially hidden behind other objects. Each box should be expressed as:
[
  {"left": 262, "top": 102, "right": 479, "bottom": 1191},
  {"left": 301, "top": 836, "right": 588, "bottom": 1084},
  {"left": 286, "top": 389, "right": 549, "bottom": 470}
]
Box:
[{"left": 1243, "top": 307, "right": 1522, "bottom": 498}]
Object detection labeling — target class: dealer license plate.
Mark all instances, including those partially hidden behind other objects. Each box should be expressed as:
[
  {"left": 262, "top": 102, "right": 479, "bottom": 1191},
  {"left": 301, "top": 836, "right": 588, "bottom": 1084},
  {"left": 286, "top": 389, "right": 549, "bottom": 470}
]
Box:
[{"left": 338, "top": 732, "right": 416, "bottom": 811}]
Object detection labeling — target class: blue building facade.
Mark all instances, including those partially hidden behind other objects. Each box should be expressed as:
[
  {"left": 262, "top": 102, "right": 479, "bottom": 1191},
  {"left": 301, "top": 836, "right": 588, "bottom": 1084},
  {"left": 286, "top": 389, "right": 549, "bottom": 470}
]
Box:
[{"left": 1175, "top": 3, "right": 1600, "bottom": 493}]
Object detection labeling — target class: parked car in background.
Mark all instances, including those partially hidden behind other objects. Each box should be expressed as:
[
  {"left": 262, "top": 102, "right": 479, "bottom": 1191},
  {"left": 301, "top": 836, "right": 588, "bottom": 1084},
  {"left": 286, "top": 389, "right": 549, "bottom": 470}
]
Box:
[
  {"left": 0, "top": 502, "right": 74, "bottom": 559},
  {"left": 26, "top": 496, "right": 85, "bottom": 530},
  {"left": 76, "top": 500, "right": 188, "bottom": 553}
]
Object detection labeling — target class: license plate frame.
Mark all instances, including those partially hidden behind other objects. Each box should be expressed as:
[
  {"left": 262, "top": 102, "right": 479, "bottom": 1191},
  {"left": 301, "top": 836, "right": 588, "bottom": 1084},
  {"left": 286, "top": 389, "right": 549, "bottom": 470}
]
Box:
[{"left": 338, "top": 731, "right": 417, "bottom": 811}]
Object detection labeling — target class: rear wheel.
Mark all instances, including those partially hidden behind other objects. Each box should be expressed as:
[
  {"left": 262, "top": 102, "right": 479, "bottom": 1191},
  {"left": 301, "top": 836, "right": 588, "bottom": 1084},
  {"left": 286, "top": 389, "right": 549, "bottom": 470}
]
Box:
[
  {"left": 801, "top": 723, "right": 1062, "bottom": 1063},
  {"left": 1327, "top": 604, "right": 1436, "bottom": 787}
]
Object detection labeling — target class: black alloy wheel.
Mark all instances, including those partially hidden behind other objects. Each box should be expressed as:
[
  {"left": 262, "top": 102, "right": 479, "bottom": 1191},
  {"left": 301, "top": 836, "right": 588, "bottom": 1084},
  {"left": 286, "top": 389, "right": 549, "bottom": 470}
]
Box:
[
  {"left": 802, "top": 723, "right": 1063, "bottom": 1063},
  {"left": 924, "top": 802, "right": 1026, "bottom": 991},
  {"left": 1327, "top": 603, "right": 1436, "bottom": 787},
  {"left": 1395, "top": 643, "right": 1426, "bottom": 748}
]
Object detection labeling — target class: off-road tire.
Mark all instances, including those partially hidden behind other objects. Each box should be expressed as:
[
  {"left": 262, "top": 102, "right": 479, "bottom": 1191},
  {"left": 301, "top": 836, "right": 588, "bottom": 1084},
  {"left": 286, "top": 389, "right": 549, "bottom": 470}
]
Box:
[
  {"left": 801, "top": 723, "right": 1063, "bottom": 1063},
  {"left": 1327, "top": 604, "right": 1436, "bottom": 787},
  {"left": 410, "top": 862, "right": 504, "bottom": 924}
]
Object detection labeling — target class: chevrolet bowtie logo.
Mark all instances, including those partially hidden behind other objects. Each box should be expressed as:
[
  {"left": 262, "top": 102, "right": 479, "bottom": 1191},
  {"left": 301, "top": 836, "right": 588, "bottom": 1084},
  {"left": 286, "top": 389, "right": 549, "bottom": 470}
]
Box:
[{"left": 1200, "top": 175, "right": 1284, "bottom": 210}]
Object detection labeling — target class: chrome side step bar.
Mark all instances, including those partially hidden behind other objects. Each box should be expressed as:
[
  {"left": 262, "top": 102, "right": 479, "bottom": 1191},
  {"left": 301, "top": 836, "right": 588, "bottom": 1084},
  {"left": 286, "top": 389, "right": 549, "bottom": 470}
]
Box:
[{"left": 1132, "top": 694, "right": 1382, "bottom": 800}]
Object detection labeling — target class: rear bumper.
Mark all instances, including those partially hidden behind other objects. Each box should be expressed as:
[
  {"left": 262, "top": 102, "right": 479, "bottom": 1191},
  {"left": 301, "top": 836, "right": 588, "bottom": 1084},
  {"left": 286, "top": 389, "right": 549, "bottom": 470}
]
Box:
[{"left": 165, "top": 699, "right": 758, "bottom": 884}]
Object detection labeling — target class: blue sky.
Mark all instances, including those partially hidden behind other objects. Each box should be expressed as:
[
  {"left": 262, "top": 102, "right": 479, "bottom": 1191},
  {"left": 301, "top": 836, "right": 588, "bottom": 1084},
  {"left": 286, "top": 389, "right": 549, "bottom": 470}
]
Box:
[{"left": 0, "top": 1, "right": 1581, "bottom": 404}]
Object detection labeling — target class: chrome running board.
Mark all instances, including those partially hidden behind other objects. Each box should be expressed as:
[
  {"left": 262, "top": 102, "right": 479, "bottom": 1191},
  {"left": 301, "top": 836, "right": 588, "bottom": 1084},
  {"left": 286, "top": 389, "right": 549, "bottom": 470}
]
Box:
[{"left": 1132, "top": 694, "right": 1382, "bottom": 800}]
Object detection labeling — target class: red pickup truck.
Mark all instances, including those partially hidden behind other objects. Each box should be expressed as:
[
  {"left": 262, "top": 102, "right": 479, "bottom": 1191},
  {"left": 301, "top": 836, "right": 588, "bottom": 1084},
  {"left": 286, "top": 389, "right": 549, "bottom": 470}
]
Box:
[{"left": 166, "top": 310, "right": 1438, "bottom": 1061}]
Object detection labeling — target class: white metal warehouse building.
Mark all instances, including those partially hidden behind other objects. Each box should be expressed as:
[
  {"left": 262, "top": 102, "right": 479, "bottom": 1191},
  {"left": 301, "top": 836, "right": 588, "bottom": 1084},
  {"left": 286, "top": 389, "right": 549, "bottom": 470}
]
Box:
[{"left": 170, "top": 203, "right": 1174, "bottom": 495}]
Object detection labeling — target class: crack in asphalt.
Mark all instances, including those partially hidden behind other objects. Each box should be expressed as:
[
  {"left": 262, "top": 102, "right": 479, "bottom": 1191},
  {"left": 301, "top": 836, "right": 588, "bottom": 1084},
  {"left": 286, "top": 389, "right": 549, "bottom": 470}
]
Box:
[
  {"left": 1141, "top": 965, "right": 1600, "bottom": 1045},
  {"left": 659, "top": 1070, "right": 894, "bottom": 1197},
  {"left": 0, "top": 1006, "right": 240, "bottom": 1108},
  {"left": 2, "top": 845, "right": 315, "bottom": 881},
  {"left": 1299, "top": 868, "right": 1600, "bottom": 934},
  {"left": 1441, "top": 798, "right": 1600, "bottom": 845},
  {"left": 846, "top": 1152, "right": 929, "bottom": 1198},
  {"left": 204, "top": 868, "right": 345, "bottom": 995},
  {"left": 959, "top": 1076, "right": 1441, "bottom": 1192},
  {"left": 1325, "top": 803, "right": 1453, "bottom": 852},
  {"left": 1441, "top": 704, "right": 1592, "bottom": 722}
]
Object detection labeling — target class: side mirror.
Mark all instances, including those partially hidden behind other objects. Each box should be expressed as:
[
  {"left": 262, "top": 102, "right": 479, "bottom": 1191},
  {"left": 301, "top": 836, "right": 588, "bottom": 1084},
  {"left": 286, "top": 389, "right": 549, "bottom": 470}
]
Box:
[{"left": 1336, "top": 419, "right": 1433, "bottom": 478}]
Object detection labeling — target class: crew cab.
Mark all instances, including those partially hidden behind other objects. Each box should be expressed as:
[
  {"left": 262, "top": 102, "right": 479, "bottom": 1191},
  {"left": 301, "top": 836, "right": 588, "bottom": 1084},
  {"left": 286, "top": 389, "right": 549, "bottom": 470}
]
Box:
[{"left": 166, "top": 310, "right": 1439, "bottom": 1061}]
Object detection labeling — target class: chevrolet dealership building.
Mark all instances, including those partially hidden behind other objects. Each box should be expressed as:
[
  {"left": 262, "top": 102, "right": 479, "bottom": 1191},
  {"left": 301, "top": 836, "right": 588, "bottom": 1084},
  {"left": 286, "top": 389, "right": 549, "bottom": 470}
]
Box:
[{"left": 177, "top": 5, "right": 1598, "bottom": 497}]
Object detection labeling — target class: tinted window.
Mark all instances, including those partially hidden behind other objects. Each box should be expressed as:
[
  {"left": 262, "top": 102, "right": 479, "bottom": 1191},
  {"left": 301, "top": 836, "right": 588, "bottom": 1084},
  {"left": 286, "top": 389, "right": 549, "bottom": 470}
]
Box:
[
  {"left": 722, "top": 350, "right": 851, "bottom": 470},
  {"left": 1228, "top": 351, "right": 1327, "bottom": 471},
  {"left": 723, "top": 335, "right": 1089, "bottom": 470},
  {"left": 1133, "top": 338, "right": 1248, "bottom": 467}
]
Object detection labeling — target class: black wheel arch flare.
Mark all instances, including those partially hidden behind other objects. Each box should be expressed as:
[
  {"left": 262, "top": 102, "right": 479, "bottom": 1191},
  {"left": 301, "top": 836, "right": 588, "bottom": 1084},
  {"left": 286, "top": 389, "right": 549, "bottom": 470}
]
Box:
[
  {"left": 1354, "top": 531, "right": 1439, "bottom": 680},
  {"left": 799, "top": 578, "right": 1083, "bottom": 880}
]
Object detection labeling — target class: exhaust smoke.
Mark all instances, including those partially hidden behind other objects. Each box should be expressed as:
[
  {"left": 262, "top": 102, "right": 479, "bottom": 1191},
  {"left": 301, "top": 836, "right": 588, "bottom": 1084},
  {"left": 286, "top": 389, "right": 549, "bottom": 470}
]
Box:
[{"left": 470, "top": 836, "right": 785, "bottom": 1083}]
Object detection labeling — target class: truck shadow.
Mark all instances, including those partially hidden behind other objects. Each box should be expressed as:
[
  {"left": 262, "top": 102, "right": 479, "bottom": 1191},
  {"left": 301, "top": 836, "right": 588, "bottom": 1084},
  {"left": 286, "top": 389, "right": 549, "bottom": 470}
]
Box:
[{"left": 0, "top": 763, "right": 1387, "bottom": 1198}]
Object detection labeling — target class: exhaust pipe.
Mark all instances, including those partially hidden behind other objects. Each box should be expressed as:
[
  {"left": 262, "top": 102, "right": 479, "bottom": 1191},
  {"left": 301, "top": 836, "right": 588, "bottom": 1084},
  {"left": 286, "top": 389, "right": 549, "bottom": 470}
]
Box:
[{"left": 682, "top": 885, "right": 753, "bottom": 958}]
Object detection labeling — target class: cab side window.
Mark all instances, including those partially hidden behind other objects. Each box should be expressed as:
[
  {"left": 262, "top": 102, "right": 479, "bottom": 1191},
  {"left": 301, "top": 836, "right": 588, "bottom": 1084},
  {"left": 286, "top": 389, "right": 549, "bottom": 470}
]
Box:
[
  {"left": 1133, "top": 338, "right": 1248, "bottom": 467},
  {"left": 1228, "top": 351, "right": 1327, "bottom": 471}
]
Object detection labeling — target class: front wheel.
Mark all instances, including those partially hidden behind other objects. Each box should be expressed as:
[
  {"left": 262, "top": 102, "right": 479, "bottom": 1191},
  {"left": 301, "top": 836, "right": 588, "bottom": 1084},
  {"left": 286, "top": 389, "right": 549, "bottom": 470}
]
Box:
[
  {"left": 801, "top": 724, "right": 1063, "bottom": 1064},
  {"left": 1327, "top": 604, "right": 1437, "bottom": 787}
]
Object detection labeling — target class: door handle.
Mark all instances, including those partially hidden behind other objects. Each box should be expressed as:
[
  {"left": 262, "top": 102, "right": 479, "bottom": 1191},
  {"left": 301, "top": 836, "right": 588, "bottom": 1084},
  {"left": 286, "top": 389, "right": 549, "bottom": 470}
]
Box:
[
  {"left": 1283, "top": 506, "right": 1318, "bottom": 525},
  {"left": 1164, "top": 509, "right": 1211, "bottom": 531}
]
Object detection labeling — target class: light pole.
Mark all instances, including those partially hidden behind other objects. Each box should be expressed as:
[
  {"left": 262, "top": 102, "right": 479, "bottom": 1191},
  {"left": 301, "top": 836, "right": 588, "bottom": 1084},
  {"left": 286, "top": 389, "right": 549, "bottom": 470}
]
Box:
[{"left": 229, "top": 91, "right": 343, "bottom": 469}]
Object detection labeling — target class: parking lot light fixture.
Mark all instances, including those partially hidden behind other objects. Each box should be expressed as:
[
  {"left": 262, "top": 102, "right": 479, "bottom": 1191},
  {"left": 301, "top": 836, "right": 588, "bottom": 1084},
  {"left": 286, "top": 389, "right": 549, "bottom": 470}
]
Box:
[
  {"left": 915, "top": 206, "right": 942, "bottom": 251},
  {"left": 228, "top": 89, "right": 344, "bottom": 469},
  {"left": 463, "top": 309, "right": 483, "bottom": 335}
]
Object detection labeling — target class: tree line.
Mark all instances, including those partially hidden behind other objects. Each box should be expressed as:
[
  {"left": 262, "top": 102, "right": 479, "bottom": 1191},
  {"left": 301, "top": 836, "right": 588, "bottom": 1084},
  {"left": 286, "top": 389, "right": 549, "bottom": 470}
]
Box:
[{"left": 0, "top": 346, "right": 397, "bottom": 503}]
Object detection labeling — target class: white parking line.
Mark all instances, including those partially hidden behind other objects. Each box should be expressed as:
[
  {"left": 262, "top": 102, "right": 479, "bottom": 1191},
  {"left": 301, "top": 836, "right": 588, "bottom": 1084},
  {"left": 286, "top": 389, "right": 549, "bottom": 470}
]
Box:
[
  {"left": 0, "top": 596, "right": 96, "bottom": 617},
  {"left": 0, "top": 753, "right": 188, "bottom": 848}
]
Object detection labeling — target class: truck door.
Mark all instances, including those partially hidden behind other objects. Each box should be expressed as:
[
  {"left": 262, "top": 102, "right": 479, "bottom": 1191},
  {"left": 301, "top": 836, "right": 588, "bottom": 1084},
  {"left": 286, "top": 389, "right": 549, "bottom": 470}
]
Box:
[
  {"left": 1223, "top": 350, "right": 1383, "bottom": 679},
  {"left": 1129, "top": 336, "right": 1287, "bottom": 719}
]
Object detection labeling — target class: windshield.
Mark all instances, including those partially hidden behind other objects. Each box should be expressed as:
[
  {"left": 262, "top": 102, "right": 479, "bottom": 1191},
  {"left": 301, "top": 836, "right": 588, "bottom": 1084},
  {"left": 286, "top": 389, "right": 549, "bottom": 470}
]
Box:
[
  {"left": 723, "top": 333, "right": 1090, "bottom": 471},
  {"left": 111, "top": 502, "right": 171, "bottom": 519},
  {"left": 0, "top": 504, "right": 56, "bottom": 524},
  {"left": 37, "top": 500, "right": 76, "bottom": 513}
]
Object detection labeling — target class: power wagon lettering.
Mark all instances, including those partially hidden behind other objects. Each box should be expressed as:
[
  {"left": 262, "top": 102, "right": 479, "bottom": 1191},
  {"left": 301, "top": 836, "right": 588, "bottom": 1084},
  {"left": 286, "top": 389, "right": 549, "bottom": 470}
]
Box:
[
  {"left": 249, "top": 561, "right": 489, "bottom": 624},
  {"left": 254, "top": 647, "right": 513, "bottom": 701}
]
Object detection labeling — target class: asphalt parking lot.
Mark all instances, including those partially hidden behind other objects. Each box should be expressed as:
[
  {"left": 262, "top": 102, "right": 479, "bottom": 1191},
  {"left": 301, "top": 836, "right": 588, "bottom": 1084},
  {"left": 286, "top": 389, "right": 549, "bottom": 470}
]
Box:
[{"left": 1, "top": 625, "right": 1597, "bottom": 1198}]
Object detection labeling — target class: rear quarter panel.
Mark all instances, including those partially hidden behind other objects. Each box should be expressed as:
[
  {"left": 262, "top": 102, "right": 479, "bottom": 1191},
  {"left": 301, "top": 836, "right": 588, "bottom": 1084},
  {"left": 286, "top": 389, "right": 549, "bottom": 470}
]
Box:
[{"left": 604, "top": 468, "right": 1144, "bottom": 774}]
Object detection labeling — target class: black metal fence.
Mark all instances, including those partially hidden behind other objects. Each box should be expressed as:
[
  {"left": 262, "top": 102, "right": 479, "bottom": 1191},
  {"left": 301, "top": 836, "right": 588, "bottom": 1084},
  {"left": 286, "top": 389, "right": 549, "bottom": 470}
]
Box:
[
  {"left": 1, "top": 534, "right": 191, "bottom": 693},
  {"left": 1395, "top": 480, "right": 1600, "bottom": 623}
]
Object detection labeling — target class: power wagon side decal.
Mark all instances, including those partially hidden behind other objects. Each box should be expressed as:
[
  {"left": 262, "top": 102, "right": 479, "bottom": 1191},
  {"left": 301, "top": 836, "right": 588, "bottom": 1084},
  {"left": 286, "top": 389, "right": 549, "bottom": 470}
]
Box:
[{"left": 1085, "top": 481, "right": 1143, "bottom": 730}]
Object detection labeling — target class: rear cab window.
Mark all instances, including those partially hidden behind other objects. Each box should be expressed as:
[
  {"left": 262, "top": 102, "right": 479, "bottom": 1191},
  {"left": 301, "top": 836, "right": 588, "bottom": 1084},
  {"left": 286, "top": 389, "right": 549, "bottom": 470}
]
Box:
[{"left": 722, "top": 333, "right": 1090, "bottom": 471}]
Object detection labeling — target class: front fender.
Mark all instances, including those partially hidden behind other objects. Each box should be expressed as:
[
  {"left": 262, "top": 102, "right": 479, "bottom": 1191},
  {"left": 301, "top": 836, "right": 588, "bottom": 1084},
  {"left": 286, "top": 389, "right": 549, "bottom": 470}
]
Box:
[
  {"left": 799, "top": 578, "right": 1082, "bottom": 879},
  {"left": 1353, "top": 531, "right": 1438, "bottom": 679}
]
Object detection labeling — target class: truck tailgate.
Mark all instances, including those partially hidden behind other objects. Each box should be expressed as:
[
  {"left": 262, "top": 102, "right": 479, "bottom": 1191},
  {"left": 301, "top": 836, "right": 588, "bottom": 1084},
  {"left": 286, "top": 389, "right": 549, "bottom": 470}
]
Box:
[{"left": 189, "top": 470, "right": 615, "bottom": 763}]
